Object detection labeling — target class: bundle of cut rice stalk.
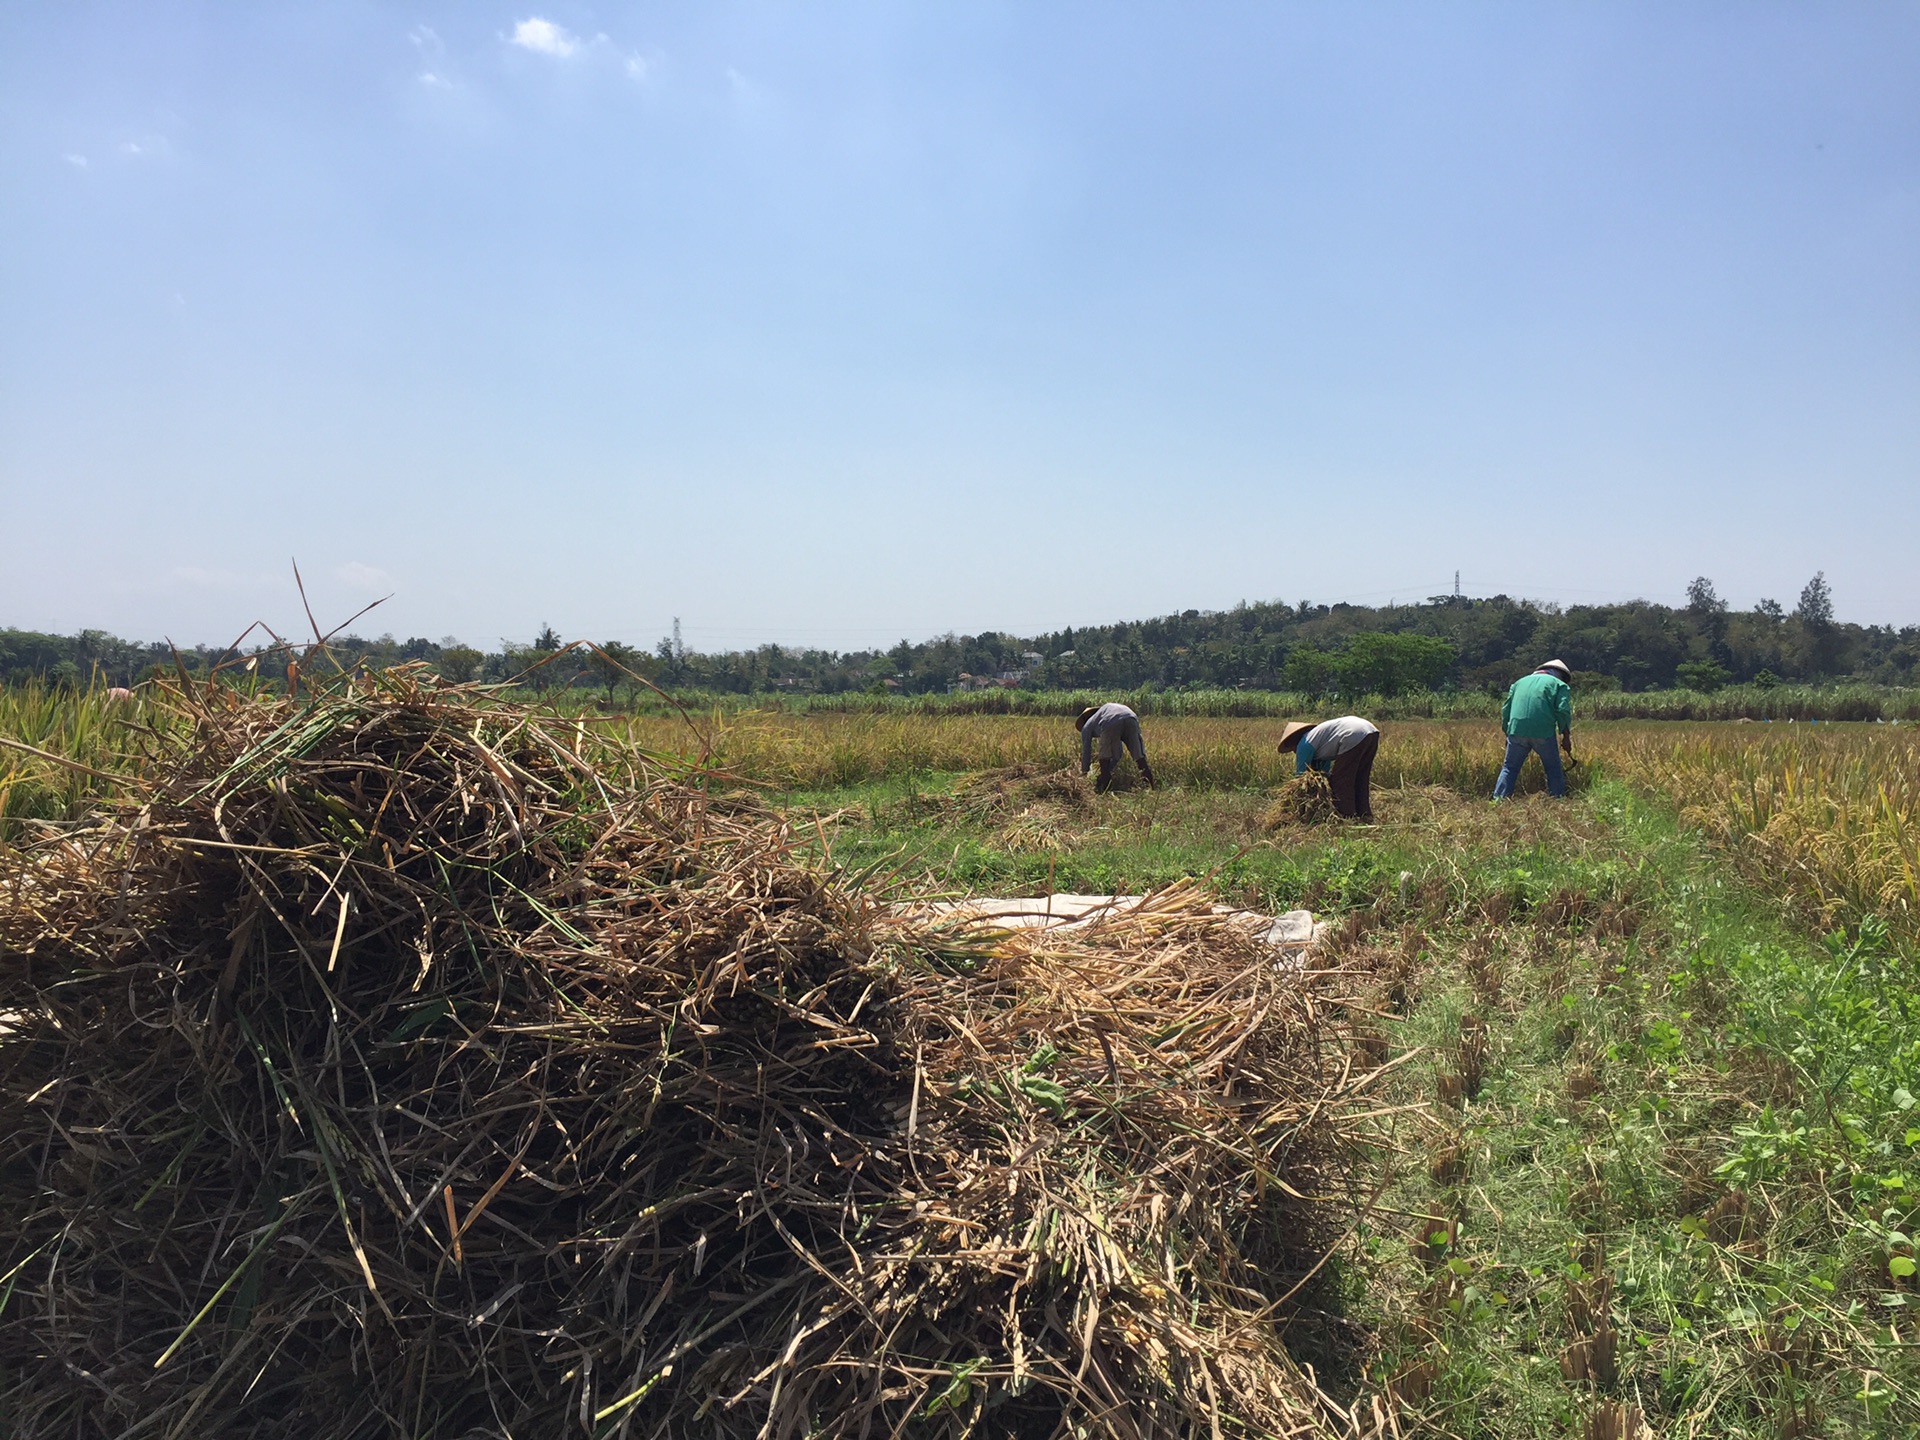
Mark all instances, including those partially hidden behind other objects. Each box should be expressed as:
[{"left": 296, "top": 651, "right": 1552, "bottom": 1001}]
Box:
[
  {"left": 1264, "top": 770, "right": 1338, "bottom": 828},
  {"left": 0, "top": 671, "right": 1367, "bottom": 1439}
]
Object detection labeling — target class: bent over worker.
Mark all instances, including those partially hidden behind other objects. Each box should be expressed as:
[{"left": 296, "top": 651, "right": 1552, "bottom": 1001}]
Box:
[
  {"left": 1278, "top": 715, "right": 1380, "bottom": 821},
  {"left": 1494, "top": 659, "right": 1573, "bottom": 798},
  {"left": 1076, "top": 703, "right": 1156, "bottom": 793}
]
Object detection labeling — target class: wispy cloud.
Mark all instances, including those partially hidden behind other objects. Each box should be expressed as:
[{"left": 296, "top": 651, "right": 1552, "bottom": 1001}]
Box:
[
  {"left": 63, "top": 153, "right": 88, "bottom": 168},
  {"left": 337, "top": 561, "right": 393, "bottom": 591},
  {"left": 509, "top": 17, "right": 581, "bottom": 58},
  {"left": 625, "top": 52, "right": 652, "bottom": 81},
  {"left": 408, "top": 27, "right": 456, "bottom": 91},
  {"left": 726, "top": 67, "right": 772, "bottom": 115},
  {"left": 117, "top": 135, "right": 173, "bottom": 161}
]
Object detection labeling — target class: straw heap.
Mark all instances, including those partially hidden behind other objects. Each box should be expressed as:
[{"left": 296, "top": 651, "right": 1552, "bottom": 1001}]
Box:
[
  {"left": 0, "top": 674, "right": 1365, "bottom": 1438},
  {"left": 1264, "top": 771, "right": 1338, "bottom": 828}
]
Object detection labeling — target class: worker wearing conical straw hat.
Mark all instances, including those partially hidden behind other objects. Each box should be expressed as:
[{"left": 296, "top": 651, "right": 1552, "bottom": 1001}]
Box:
[
  {"left": 1278, "top": 714, "right": 1380, "bottom": 821},
  {"left": 1494, "top": 659, "right": 1574, "bottom": 798},
  {"left": 1075, "top": 702, "right": 1156, "bottom": 793}
]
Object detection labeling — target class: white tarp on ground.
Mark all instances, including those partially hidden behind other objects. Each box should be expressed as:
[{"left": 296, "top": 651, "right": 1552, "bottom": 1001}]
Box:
[{"left": 913, "top": 893, "right": 1329, "bottom": 959}]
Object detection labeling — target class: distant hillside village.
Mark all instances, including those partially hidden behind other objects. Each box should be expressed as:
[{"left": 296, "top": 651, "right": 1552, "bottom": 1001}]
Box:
[{"left": 5, "top": 577, "right": 1917, "bottom": 698}]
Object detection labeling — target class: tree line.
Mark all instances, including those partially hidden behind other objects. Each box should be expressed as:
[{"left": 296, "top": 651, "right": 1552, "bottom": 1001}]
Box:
[{"left": 4, "top": 575, "right": 1916, "bottom": 698}]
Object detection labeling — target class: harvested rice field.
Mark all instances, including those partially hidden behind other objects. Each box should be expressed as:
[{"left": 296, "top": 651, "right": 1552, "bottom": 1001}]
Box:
[{"left": 5, "top": 678, "right": 1920, "bottom": 1437}]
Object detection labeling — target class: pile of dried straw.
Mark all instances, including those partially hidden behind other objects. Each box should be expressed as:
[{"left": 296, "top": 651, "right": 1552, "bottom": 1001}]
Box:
[
  {"left": 1, "top": 674, "right": 1368, "bottom": 1438},
  {"left": 1263, "top": 772, "right": 1338, "bottom": 829}
]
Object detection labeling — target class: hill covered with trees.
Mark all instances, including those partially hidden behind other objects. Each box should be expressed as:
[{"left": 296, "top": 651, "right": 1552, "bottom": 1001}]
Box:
[{"left": 5, "top": 575, "right": 1916, "bottom": 698}]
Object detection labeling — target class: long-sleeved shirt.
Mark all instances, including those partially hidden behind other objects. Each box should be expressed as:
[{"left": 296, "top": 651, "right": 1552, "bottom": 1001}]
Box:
[
  {"left": 1079, "top": 702, "right": 1139, "bottom": 770},
  {"left": 1294, "top": 715, "right": 1378, "bottom": 774},
  {"left": 1502, "top": 672, "right": 1573, "bottom": 739}
]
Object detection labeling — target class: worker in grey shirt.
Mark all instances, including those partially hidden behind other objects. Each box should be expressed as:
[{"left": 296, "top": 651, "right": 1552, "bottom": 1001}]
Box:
[
  {"left": 1075, "top": 703, "right": 1156, "bottom": 793},
  {"left": 1278, "top": 715, "right": 1380, "bottom": 820}
]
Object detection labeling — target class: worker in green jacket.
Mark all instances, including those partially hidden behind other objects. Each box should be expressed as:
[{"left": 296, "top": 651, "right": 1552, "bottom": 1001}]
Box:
[{"left": 1494, "top": 659, "right": 1573, "bottom": 798}]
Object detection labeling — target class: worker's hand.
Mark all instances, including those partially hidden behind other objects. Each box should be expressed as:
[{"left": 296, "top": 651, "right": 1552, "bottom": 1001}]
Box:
[{"left": 1560, "top": 732, "right": 1573, "bottom": 756}]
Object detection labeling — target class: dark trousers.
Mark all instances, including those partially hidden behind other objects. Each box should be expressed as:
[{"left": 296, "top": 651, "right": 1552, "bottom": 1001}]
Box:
[
  {"left": 1329, "top": 731, "right": 1379, "bottom": 819},
  {"left": 1094, "top": 717, "right": 1152, "bottom": 792},
  {"left": 1096, "top": 752, "right": 1155, "bottom": 792}
]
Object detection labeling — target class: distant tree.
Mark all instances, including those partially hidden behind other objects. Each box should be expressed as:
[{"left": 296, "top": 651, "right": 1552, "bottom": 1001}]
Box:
[
  {"left": 1755, "top": 598, "right": 1785, "bottom": 622},
  {"left": 1752, "top": 668, "right": 1780, "bottom": 690},
  {"left": 1686, "top": 577, "right": 1725, "bottom": 617},
  {"left": 506, "top": 633, "right": 565, "bottom": 692},
  {"left": 1682, "top": 578, "right": 1732, "bottom": 667},
  {"left": 438, "top": 646, "right": 483, "bottom": 683},
  {"left": 1614, "top": 657, "right": 1652, "bottom": 691},
  {"left": 1675, "top": 660, "right": 1731, "bottom": 692},
  {"left": 1283, "top": 646, "right": 1334, "bottom": 699},
  {"left": 73, "top": 629, "right": 112, "bottom": 685},
  {"left": 1793, "top": 572, "right": 1841, "bottom": 676},
  {"left": 1794, "top": 573, "right": 1834, "bottom": 630},
  {"left": 589, "top": 641, "right": 642, "bottom": 706},
  {"left": 1334, "top": 632, "right": 1456, "bottom": 697}
]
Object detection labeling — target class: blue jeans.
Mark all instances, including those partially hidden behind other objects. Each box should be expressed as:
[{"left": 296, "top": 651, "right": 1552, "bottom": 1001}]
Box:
[{"left": 1493, "top": 734, "right": 1565, "bottom": 798}]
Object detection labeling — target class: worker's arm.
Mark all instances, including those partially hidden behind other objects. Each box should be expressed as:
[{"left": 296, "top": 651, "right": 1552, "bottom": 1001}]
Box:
[
  {"left": 1295, "top": 739, "right": 1323, "bottom": 775},
  {"left": 1080, "top": 726, "right": 1093, "bottom": 773},
  {"left": 1556, "top": 684, "right": 1573, "bottom": 737},
  {"left": 1500, "top": 686, "right": 1513, "bottom": 735}
]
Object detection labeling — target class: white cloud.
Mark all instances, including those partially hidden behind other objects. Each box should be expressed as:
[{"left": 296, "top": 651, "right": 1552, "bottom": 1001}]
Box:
[
  {"left": 509, "top": 17, "right": 580, "bottom": 58},
  {"left": 624, "top": 51, "right": 652, "bottom": 81},
  {"left": 337, "top": 561, "right": 393, "bottom": 591},
  {"left": 409, "top": 25, "right": 442, "bottom": 55},
  {"left": 418, "top": 71, "right": 451, "bottom": 89},
  {"left": 63, "top": 153, "right": 88, "bottom": 168},
  {"left": 116, "top": 135, "right": 173, "bottom": 161}
]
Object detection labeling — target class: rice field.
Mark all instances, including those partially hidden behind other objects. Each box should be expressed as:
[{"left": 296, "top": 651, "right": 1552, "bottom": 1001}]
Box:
[
  {"left": 620, "top": 710, "right": 1533, "bottom": 792},
  {"left": 600, "top": 684, "right": 1920, "bottom": 723},
  {"left": 8, "top": 678, "right": 1920, "bottom": 1435},
  {"left": 0, "top": 683, "right": 156, "bottom": 828},
  {"left": 1607, "top": 722, "right": 1920, "bottom": 948},
  {"left": 6, "top": 682, "right": 1916, "bottom": 949}
]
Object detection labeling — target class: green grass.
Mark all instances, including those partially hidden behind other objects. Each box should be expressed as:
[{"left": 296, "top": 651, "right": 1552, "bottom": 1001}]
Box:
[
  {"left": 780, "top": 769, "right": 1920, "bottom": 1436},
  {"left": 1343, "top": 781, "right": 1920, "bottom": 1436},
  {"left": 786, "top": 775, "right": 1436, "bottom": 915}
]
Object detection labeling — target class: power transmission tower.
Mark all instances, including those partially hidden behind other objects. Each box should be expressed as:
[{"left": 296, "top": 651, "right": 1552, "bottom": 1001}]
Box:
[{"left": 672, "top": 617, "right": 684, "bottom": 663}]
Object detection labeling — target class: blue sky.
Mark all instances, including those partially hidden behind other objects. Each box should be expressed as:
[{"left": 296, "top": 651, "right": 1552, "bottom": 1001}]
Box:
[{"left": 3, "top": 3, "right": 1916, "bottom": 651}]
